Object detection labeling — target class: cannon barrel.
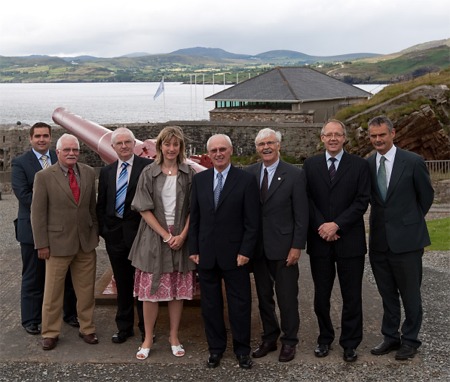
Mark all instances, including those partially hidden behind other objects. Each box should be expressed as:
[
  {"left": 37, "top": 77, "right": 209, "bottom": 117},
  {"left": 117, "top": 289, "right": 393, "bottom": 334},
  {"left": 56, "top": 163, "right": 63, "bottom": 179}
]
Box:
[{"left": 52, "top": 107, "right": 208, "bottom": 172}]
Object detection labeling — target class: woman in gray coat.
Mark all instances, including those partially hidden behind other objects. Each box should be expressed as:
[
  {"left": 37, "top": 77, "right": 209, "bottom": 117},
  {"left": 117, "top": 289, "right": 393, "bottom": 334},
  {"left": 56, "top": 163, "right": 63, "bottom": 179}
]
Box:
[{"left": 129, "top": 126, "right": 196, "bottom": 360}]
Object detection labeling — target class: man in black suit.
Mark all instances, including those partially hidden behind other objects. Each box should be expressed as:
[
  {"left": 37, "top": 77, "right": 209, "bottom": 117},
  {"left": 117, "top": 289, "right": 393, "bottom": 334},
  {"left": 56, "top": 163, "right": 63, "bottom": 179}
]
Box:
[
  {"left": 303, "top": 119, "right": 370, "bottom": 362},
  {"left": 246, "top": 128, "right": 308, "bottom": 362},
  {"left": 12, "top": 122, "right": 78, "bottom": 335},
  {"left": 367, "top": 116, "right": 434, "bottom": 360},
  {"left": 97, "top": 127, "right": 153, "bottom": 343},
  {"left": 189, "top": 134, "right": 259, "bottom": 370}
]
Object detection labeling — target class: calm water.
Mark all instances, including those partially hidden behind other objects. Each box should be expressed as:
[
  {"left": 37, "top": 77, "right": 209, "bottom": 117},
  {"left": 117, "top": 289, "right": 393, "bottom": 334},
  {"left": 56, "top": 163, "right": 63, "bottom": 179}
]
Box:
[{"left": 0, "top": 82, "right": 385, "bottom": 125}]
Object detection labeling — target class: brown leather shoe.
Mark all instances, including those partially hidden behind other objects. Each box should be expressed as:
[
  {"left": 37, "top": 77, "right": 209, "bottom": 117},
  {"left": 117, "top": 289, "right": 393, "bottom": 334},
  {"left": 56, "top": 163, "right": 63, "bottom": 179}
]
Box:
[
  {"left": 42, "top": 337, "right": 58, "bottom": 351},
  {"left": 79, "top": 332, "right": 99, "bottom": 344},
  {"left": 252, "top": 341, "right": 277, "bottom": 358},
  {"left": 279, "top": 344, "right": 296, "bottom": 362}
]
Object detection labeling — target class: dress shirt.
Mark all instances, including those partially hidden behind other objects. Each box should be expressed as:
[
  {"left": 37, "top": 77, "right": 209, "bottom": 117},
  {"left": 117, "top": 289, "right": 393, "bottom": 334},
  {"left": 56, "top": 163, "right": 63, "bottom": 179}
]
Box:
[
  {"left": 32, "top": 149, "right": 52, "bottom": 168},
  {"left": 376, "top": 145, "right": 396, "bottom": 187},
  {"left": 260, "top": 159, "right": 279, "bottom": 189},
  {"left": 325, "top": 150, "right": 344, "bottom": 171},
  {"left": 213, "top": 164, "right": 231, "bottom": 190},
  {"left": 116, "top": 156, "right": 134, "bottom": 183}
]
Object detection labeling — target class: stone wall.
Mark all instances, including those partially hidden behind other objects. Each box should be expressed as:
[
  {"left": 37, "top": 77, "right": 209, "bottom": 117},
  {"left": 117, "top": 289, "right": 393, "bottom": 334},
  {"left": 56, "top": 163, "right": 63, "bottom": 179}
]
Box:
[{"left": 0, "top": 120, "right": 323, "bottom": 172}]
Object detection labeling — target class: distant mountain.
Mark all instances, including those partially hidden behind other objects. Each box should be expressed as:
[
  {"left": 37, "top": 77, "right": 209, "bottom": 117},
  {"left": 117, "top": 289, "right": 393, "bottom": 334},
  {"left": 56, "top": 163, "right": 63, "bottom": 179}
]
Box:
[
  {"left": 0, "top": 38, "right": 448, "bottom": 83},
  {"left": 170, "top": 47, "right": 251, "bottom": 60}
]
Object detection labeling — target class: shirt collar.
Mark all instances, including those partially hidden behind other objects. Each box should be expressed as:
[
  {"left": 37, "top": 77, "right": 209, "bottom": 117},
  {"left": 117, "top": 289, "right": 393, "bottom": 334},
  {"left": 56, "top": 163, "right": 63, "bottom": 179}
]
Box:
[
  {"left": 377, "top": 145, "right": 396, "bottom": 162},
  {"left": 325, "top": 150, "right": 344, "bottom": 162}
]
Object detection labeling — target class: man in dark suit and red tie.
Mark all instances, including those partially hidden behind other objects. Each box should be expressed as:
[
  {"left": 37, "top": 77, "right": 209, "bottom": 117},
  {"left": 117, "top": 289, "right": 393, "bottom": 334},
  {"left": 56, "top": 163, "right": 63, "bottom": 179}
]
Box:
[
  {"left": 12, "top": 122, "right": 78, "bottom": 336},
  {"left": 97, "top": 127, "right": 153, "bottom": 344},
  {"left": 189, "top": 134, "right": 259, "bottom": 370},
  {"left": 303, "top": 119, "right": 370, "bottom": 362},
  {"left": 31, "top": 133, "right": 99, "bottom": 351},
  {"left": 246, "top": 128, "right": 308, "bottom": 363},
  {"left": 367, "top": 115, "right": 434, "bottom": 360}
]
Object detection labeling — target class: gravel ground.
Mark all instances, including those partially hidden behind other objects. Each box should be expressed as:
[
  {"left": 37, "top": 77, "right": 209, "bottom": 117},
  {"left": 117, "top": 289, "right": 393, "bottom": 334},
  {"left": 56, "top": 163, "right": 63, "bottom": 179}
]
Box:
[{"left": 0, "top": 193, "right": 449, "bottom": 382}]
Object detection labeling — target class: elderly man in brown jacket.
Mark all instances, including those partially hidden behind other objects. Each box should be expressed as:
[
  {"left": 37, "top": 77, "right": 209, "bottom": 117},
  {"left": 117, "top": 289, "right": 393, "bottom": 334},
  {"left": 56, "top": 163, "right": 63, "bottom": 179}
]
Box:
[{"left": 31, "top": 133, "right": 99, "bottom": 351}]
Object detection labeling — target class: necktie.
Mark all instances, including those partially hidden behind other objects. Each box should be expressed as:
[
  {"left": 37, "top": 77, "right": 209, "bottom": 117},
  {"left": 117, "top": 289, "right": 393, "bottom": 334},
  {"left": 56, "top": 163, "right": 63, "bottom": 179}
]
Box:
[
  {"left": 68, "top": 168, "right": 80, "bottom": 203},
  {"left": 329, "top": 157, "right": 337, "bottom": 181},
  {"left": 115, "top": 162, "right": 129, "bottom": 217},
  {"left": 260, "top": 168, "right": 268, "bottom": 203},
  {"left": 377, "top": 156, "right": 387, "bottom": 200},
  {"left": 41, "top": 154, "right": 50, "bottom": 169},
  {"left": 214, "top": 172, "right": 223, "bottom": 209}
]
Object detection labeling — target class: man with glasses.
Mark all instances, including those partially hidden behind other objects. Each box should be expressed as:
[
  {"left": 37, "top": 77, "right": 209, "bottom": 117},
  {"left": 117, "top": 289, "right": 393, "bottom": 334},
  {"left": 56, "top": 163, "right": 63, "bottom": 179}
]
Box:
[
  {"left": 12, "top": 123, "right": 78, "bottom": 336},
  {"left": 97, "top": 127, "right": 153, "bottom": 344},
  {"left": 246, "top": 128, "right": 308, "bottom": 362},
  {"left": 189, "top": 134, "right": 259, "bottom": 369},
  {"left": 303, "top": 119, "right": 370, "bottom": 362},
  {"left": 31, "top": 133, "right": 99, "bottom": 350}
]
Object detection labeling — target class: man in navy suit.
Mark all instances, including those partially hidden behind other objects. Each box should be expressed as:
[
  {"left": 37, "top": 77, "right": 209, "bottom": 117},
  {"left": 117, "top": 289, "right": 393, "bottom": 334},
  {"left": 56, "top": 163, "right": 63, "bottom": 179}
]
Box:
[
  {"left": 12, "top": 122, "right": 78, "bottom": 335},
  {"left": 303, "top": 119, "right": 370, "bottom": 362},
  {"left": 97, "top": 127, "right": 153, "bottom": 343},
  {"left": 246, "top": 128, "right": 308, "bottom": 362},
  {"left": 367, "top": 116, "right": 434, "bottom": 360},
  {"left": 189, "top": 134, "right": 259, "bottom": 370}
]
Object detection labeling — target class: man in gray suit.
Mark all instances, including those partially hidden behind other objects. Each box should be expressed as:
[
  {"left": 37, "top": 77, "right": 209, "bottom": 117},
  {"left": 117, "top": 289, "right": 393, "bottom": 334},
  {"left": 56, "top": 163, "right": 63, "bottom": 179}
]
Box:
[
  {"left": 31, "top": 133, "right": 99, "bottom": 351},
  {"left": 367, "top": 116, "right": 434, "bottom": 360},
  {"left": 246, "top": 128, "right": 308, "bottom": 363}
]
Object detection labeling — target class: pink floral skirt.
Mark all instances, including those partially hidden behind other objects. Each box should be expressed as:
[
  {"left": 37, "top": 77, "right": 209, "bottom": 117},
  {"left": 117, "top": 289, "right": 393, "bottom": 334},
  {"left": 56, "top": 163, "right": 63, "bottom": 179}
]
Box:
[{"left": 134, "top": 269, "right": 195, "bottom": 302}]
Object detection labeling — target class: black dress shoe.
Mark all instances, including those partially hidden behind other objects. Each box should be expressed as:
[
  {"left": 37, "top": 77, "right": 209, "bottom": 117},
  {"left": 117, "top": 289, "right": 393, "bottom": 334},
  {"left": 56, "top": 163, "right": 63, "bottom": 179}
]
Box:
[
  {"left": 24, "top": 323, "right": 40, "bottom": 335},
  {"left": 252, "top": 341, "right": 277, "bottom": 358},
  {"left": 112, "top": 330, "right": 134, "bottom": 344},
  {"left": 237, "top": 354, "right": 253, "bottom": 369},
  {"left": 279, "top": 344, "right": 296, "bottom": 362},
  {"left": 64, "top": 317, "right": 80, "bottom": 328},
  {"left": 207, "top": 353, "right": 222, "bottom": 368},
  {"left": 343, "top": 348, "right": 357, "bottom": 362},
  {"left": 395, "top": 344, "right": 417, "bottom": 360},
  {"left": 314, "top": 344, "right": 330, "bottom": 358},
  {"left": 371, "top": 340, "right": 401, "bottom": 355}
]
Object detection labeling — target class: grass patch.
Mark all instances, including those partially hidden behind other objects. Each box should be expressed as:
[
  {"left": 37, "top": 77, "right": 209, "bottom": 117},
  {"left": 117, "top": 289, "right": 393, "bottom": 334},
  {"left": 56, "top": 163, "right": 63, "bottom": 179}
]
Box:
[{"left": 426, "top": 217, "right": 450, "bottom": 251}]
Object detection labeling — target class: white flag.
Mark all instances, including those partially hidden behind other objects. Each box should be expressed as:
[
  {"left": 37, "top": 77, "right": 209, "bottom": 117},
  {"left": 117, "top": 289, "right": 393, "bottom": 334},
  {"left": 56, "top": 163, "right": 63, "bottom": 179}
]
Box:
[{"left": 153, "top": 78, "right": 165, "bottom": 100}]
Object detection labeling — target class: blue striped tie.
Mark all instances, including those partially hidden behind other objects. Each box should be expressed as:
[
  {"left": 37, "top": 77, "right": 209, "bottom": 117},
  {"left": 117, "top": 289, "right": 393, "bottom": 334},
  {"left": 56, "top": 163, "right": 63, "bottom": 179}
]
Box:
[{"left": 115, "top": 162, "right": 129, "bottom": 217}]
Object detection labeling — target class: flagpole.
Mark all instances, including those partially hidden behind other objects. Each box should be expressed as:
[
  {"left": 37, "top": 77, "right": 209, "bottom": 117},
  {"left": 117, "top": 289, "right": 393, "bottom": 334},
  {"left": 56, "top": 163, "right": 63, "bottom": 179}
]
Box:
[{"left": 163, "top": 77, "right": 166, "bottom": 121}]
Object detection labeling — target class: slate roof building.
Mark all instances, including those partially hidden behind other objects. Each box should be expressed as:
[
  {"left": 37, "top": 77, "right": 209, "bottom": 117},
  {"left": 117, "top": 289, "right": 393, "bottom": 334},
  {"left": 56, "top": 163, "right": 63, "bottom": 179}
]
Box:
[{"left": 206, "top": 67, "right": 372, "bottom": 123}]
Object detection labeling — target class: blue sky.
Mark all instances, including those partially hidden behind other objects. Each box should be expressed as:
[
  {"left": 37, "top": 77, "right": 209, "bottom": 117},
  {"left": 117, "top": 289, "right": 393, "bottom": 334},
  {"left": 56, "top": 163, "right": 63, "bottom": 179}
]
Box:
[{"left": 1, "top": 0, "right": 448, "bottom": 57}]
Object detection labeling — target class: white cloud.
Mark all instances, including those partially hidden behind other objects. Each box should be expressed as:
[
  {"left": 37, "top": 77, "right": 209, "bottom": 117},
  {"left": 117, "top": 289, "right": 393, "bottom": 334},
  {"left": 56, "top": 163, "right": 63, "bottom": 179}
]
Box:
[{"left": 0, "top": 0, "right": 448, "bottom": 57}]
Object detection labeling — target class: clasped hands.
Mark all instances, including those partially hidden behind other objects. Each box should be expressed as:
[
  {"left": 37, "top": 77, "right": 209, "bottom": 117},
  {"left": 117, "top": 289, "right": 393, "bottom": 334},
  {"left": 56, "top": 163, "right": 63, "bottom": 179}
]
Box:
[
  {"left": 189, "top": 254, "right": 250, "bottom": 267},
  {"left": 318, "top": 222, "right": 340, "bottom": 241}
]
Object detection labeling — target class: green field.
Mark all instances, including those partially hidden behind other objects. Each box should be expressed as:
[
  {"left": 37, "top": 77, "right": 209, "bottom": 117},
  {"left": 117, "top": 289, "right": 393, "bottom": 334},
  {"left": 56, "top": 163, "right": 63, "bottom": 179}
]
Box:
[{"left": 426, "top": 217, "right": 450, "bottom": 251}]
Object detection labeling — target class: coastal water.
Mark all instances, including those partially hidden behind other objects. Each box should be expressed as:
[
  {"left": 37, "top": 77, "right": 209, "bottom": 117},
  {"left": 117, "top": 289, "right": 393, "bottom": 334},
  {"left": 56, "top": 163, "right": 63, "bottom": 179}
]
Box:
[{"left": 0, "top": 82, "right": 386, "bottom": 125}]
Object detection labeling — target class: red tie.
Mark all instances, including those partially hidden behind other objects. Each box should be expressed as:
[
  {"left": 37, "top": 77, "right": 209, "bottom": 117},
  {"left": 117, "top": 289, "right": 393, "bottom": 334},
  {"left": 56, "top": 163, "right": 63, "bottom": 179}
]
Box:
[{"left": 68, "top": 168, "right": 80, "bottom": 203}]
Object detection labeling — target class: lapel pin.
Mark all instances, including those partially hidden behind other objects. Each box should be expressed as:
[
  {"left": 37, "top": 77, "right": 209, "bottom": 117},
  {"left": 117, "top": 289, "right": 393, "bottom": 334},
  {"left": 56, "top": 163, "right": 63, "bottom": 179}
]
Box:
[{"left": 278, "top": 177, "right": 281, "bottom": 180}]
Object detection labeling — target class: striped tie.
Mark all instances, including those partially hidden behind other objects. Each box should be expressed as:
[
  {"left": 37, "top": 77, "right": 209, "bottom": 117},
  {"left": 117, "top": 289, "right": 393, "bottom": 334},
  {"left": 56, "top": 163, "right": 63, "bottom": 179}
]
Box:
[
  {"left": 214, "top": 172, "right": 223, "bottom": 209},
  {"left": 41, "top": 155, "right": 50, "bottom": 169},
  {"left": 329, "top": 157, "right": 337, "bottom": 181},
  {"left": 115, "top": 162, "right": 129, "bottom": 217}
]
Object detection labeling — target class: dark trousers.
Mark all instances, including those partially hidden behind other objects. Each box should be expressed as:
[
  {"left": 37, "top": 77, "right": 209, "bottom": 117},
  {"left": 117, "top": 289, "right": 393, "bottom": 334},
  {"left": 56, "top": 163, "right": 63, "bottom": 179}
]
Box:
[
  {"left": 252, "top": 257, "right": 299, "bottom": 346},
  {"left": 198, "top": 264, "right": 252, "bottom": 356},
  {"left": 369, "top": 248, "right": 423, "bottom": 348},
  {"left": 309, "top": 252, "right": 365, "bottom": 349},
  {"left": 106, "top": 240, "right": 143, "bottom": 334},
  {"left": 20, "top": 243, "right": 77, "bottom": 327}
]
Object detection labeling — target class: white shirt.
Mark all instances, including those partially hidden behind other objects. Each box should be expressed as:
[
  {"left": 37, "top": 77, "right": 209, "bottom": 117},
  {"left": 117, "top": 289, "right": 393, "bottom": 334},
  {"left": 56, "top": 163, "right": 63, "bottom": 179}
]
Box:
[
  {"left": 260, "top": 159, "right": 279, "bottom": 189},
  {"left": 376, "top": 145, "right": 396, "bottom": 187},
  {"left": 117, "top": 156, "right": 134, "bottom": 183},
  {"left": 325, "top": 150, "right": 344, "bottom": 171},
  {"left": 213, "top": 164, "right": 231, "bottom": 190}
]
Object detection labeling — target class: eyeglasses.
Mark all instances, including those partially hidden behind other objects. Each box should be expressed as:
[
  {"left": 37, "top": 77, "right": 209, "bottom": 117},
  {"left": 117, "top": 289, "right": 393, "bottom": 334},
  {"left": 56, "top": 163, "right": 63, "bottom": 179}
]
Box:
[
  {"left": 114, "top": 140, "right": 134, "bottom": 147},
  {"left": 256, "top": 141, "right": 278, "bottom": 148},
  {"left": 60, "top": 148, "right": 80, "bottom": 154},
  {"left": 321, "top": 133, "right": 345, "bottom": 139},
  {"left": 209, "top": 147, "right": 228, "bottom": 154}
]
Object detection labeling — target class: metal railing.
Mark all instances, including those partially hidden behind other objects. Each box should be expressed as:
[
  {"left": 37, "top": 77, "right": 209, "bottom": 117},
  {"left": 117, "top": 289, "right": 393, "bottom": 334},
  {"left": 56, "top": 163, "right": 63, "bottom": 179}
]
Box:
[{"left": 426, "top": 160, "right": 450, "bottom": 180}]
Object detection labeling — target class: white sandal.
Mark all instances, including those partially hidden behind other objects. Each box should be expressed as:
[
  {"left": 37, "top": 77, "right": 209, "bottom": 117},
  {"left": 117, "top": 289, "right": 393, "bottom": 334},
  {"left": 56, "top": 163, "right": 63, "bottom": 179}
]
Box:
[
  {"left": 136, "top": 347, "right": 151, "bottom": 360},
  {"left": 171, "top": 344, "right": 185, "bottom": 357}
]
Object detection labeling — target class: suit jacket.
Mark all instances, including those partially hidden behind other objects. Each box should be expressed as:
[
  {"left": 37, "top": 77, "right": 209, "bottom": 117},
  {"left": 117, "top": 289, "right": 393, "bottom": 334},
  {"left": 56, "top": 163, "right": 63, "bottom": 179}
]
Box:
[
  {"left": 31, "top": 162, "right": 98, "bottom": 256},
  {"left": 246, "top": 160, "right": 308, "bottom": 260},
  {"left": 12, "top": 150, "right": 58, "bottom": 244},
  {"left": 189, "top": 165, "right": 260, "bottom": 270},
  {"left": 368, "top": 148, "right": 434, "bottom": 253},
  {"left": 304, "top": 151, "right": 370, "bottom": 258},
  {"left": 96, "top": 155, "right": 153, "bottom": 248}
]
